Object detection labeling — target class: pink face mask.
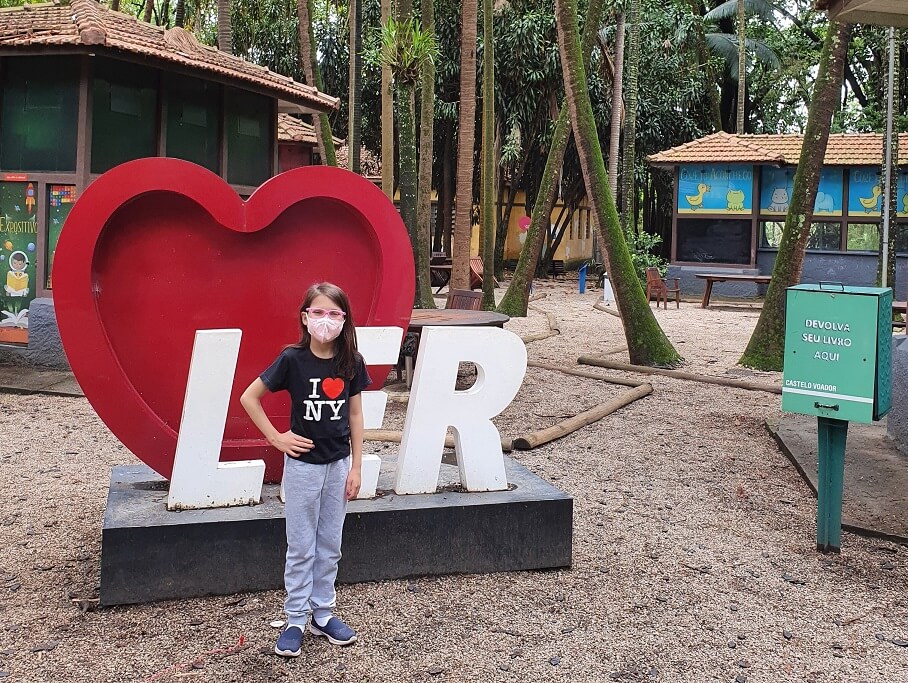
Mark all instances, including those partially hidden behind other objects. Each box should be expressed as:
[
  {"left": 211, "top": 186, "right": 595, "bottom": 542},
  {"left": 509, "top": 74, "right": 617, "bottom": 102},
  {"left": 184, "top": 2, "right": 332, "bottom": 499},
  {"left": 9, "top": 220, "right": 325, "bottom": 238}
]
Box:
[{"left": 307, "top": 316, "right": 344, "bottom": 344}]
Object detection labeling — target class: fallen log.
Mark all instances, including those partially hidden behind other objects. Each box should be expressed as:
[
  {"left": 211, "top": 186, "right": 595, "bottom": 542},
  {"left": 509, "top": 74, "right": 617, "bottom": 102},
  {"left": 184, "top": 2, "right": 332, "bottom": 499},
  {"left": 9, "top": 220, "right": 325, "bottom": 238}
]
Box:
[
  {"left": 527, "top": 361, "right": 643, "bottom": 387},
  {"left": 593, "top": 302, "right": 621, "bottom": 318},
  {"left": 577, "top": 356, "right": 782, "bottom": 395},
  {"left": 512, "top": 383, "right": 653, "bottom": 450},
  {"left": 364, "top": 429, "right": 514, "bottom": 453}
]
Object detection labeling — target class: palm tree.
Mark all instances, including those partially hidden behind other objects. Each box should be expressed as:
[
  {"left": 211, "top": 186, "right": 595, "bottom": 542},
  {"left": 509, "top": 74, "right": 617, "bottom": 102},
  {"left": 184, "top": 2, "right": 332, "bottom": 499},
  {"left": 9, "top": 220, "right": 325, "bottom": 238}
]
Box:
[
  {"left": 479, "top": 0, "right": 496, "bottom": 309},
  {"left": 497, "top": 0, "right": 606, "bottom": 318},
  {"left": 606, "top": 13, "right": 625, "bottom": 200},
  {"left": 451, "top": 0, "right": 478, "bottom": 291},
  {"left": 736, "top": 0, "right": 745, "bottom": 132},
  {"left": 702, "top": 0, "right": 780, "bottom": 132},
  {"left": 348, "top": 0, "right": 363, "bottom": 173},
  {"left": 298, "top": 0, "right": 337, "bottom": 165},
  {"left": 380, "top": 17, "right": 438, "bottom": 307},
  {"left": 381, "top": 0, "right": 394, "bottom": 198},
  {"left": 217, "top": 0, "right": 231, "bottom": 53},
  {"left": 621, "top": 0, "right": 639, "bottom": 233},
  {"left": 553, "top": 0, "right": 681, "bottom": 367},
  {"left": 417, "top": 0, "right": 438, "bottom": 308},
  {"left": 740, "top": 21, "right": 851, "bottom": 370}
]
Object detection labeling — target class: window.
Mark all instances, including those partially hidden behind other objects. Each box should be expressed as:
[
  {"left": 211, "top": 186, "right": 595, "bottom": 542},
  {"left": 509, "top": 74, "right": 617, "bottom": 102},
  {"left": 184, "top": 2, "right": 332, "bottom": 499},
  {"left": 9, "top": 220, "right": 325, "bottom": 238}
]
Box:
[
  {"left": 761, "top": 221, "right": 783, "bottom": 248},
  {"left": 0, "top": 57, "right": 79, "bottom": 172},
  {"left": 676, "top": 218, "right": 751, "bottom": 264},
  {"left": 807, "top": 222, "right": 842, "bottom": 251},
  {"left": 165, "top": 76, "right": 220, "bottom": 173},
  {"left": 846, "top": 223, "right": 880, "bottom": 252},
  {"left": 225, "top": 88, "right": 271, "bottom": 187},
  {"left": 895, "top": 223, "right": 908, "bottom": 254},
  {"left": 91, "top": 59, "right": 157, "bottom": 173}
]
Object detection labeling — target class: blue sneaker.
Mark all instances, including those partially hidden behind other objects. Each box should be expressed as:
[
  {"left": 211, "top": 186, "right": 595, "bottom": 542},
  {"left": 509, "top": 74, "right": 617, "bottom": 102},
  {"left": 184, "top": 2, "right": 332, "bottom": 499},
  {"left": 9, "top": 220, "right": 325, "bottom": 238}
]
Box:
[
  {"left": 308, "top": 616, "right": 357, "bottom": 645},
  {"left": 275, "top": 625, "right": 304, "bottom": 657}
]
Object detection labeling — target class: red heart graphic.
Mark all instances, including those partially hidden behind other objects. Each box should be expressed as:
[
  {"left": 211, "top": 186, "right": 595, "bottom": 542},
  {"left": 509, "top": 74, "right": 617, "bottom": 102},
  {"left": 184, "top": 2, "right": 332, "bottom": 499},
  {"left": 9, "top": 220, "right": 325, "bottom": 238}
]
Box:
[
  {"left": 322, "top": 378, "right": 345, "bottom": 400},
  {"left": 54, "top": 159, "right": 414, "bottom": 483}
]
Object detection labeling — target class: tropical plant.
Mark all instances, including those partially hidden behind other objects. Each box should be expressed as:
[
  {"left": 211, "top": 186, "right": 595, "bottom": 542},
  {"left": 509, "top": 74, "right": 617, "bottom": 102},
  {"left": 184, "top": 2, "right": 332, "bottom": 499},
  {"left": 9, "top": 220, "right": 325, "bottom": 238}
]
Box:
[
  {"left": 375, "top": 17, "right": 438, "bottom": 307},
  {"left": 497, "top": 0, "right": 607, "bottom": 318},
  {"left": 554, "top": 0, "right": 681, "bottom": 366},
  {"left": 451, "top": 0, "right": 478, "bottom": 290},
  {"left": 479, "top": 0, "right": 496, "bottom": 309},
  {"left": 416, "top": 0, "right": 438, "bottom": 308},
  {"left": 740, "top": 20, "right": 852, "bottom": 370}
]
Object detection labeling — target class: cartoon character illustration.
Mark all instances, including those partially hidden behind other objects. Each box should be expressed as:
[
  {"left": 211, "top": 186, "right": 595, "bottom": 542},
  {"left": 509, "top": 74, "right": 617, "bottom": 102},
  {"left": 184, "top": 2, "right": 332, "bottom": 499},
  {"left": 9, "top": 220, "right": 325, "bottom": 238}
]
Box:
[
  {"left": 902, "top": 193, "right": 908, "bottom": 216},
  {"left": 814, "top": 192, "right": 835, "bottom": 214},
  {"left": 726, "top": 189, "right": 746, "bottom": 212},
  {"left": 768, "top": 187, "right": 790, "bottom": 213},
  {"left": 685, "top": 183, "right": 710, "bottom": 210},
  {"left": 859, "top": 185, "right": 882, "bottom": 213},
  {"left": 4, "top": 251, "right": 29, "bottom": 297},
  {"left": 25, "top": 183, "right": 35, "bottom": 215}
]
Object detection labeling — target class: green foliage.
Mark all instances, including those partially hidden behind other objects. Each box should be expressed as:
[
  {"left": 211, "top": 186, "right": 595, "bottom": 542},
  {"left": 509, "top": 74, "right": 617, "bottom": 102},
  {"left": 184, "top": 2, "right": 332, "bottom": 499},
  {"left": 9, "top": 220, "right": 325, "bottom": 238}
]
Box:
[
  {"left": 371, "top": 17, "right": 438, "bottom": 88},
  {"left": 625, "top": 230, "right": 668, "bottom": 283}
]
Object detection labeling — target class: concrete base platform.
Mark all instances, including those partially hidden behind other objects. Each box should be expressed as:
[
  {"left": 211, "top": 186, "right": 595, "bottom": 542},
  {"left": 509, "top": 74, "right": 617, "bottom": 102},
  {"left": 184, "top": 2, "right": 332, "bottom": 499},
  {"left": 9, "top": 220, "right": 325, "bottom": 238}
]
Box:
[
  {"left": 768, "top": 415, "right": 908, "bottom": 544},
  {"left": 100, "top": 457, "right": 573, "bottom": 606}
]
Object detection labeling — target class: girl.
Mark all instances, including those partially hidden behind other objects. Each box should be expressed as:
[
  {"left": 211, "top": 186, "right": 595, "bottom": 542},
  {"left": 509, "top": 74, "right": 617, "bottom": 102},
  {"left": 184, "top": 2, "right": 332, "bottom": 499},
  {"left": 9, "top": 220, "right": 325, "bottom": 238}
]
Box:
[{"left": 241, "top": 282, "right": 369, "bottom": 656}]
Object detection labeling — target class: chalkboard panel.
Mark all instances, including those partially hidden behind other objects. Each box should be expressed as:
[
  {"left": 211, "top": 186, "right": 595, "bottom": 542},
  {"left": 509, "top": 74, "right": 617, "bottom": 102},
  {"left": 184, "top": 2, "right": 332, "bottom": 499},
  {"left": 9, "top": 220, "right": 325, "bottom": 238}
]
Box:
[{"left": 676, "top": 218, "right": 751, "bottom": 264}]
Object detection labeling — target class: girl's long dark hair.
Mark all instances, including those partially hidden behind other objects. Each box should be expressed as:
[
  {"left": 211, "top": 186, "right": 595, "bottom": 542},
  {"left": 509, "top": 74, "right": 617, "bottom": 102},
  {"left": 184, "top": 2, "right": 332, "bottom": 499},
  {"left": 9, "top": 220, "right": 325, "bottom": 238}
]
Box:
[{"left": 290, "top": 282, "right": 360, "bottom": 379}]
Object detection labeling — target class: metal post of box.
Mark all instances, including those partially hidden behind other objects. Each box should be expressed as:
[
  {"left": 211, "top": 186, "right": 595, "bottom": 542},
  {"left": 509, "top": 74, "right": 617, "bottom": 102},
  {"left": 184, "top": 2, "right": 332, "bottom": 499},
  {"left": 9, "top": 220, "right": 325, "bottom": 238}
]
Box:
[{"left": 782, "top": 283, "right": 893, "bottom": 552}]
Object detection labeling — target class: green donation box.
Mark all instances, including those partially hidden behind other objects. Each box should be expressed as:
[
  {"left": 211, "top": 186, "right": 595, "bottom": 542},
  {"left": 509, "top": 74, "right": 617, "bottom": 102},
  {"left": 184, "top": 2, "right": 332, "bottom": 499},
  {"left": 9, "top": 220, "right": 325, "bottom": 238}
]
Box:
[{"left": 782, "top": 283, "right": 893, "bottom": 553}]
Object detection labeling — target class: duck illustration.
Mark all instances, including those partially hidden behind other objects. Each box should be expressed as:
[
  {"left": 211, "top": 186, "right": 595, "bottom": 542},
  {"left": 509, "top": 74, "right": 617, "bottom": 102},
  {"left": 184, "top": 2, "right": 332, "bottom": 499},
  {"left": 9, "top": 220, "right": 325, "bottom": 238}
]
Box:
[
  {"left": 859, "top": 185, "right": 882, "bottom": 213},
  {"left": 685, "top": 183, "right": 710, "bottom": 210}
]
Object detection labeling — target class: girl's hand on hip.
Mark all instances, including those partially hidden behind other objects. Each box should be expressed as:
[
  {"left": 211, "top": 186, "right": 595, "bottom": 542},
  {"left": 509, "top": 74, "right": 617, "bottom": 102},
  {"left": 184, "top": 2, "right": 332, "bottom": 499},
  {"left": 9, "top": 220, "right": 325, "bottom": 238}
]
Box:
[
  {"left": 345, "top": 468, "right": 361, "bottom": 501},
  {"left": 270, "top": 430, "right": 314, "bottom": 457}
]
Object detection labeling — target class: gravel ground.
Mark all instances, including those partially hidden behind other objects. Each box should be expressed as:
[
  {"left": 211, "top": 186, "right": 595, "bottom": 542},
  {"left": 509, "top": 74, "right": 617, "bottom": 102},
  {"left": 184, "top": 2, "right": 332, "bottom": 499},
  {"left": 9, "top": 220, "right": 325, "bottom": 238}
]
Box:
[{"left": 1, "top": 281, "right": 906, "bottom": 683}]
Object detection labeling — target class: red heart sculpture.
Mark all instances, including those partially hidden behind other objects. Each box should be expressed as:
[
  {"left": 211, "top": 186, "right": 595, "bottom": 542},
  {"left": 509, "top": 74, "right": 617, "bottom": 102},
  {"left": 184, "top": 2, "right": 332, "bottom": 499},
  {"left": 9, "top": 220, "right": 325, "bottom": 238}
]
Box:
[
  {"left": 322, "top": 378, "right": 345, "bottom": 400},
  {"left": 54, "top": 159, "right": 414, "bottom": 483}
]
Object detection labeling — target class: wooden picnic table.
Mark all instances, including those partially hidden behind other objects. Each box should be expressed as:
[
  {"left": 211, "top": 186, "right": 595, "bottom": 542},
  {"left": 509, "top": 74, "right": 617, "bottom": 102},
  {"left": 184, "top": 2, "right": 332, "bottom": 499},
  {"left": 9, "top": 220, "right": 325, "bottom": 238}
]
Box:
[
  {"left": 408, "top": 309, "right": 509, "bottom": 331},
  {"left": 695, "top": 273, "right": 772, "bottom": 308}
]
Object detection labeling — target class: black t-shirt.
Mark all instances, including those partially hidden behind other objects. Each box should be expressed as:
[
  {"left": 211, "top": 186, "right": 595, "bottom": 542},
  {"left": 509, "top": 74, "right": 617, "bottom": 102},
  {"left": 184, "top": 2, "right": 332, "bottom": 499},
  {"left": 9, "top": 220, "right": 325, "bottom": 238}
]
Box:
[{"left": 259, "top": 346, "right": 371, "bottom": 464}]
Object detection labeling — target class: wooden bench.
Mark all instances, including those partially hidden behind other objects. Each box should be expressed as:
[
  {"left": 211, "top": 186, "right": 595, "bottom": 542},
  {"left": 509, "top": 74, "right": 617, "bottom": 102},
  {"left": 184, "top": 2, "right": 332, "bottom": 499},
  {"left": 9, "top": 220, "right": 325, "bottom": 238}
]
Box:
[
  {"left": 548, "top": 259, "right": 565, "bottom": 280},
  {"left": 695, "top": 273, "right": 771, "bottom": 308}
]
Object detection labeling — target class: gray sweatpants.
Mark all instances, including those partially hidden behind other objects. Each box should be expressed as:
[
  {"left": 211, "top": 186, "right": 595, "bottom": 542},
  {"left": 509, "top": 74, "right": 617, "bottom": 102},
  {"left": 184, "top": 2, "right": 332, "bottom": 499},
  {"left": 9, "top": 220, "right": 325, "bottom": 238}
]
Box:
[{"left": 282, "top": 454, "right": 350, "bottom": 625}]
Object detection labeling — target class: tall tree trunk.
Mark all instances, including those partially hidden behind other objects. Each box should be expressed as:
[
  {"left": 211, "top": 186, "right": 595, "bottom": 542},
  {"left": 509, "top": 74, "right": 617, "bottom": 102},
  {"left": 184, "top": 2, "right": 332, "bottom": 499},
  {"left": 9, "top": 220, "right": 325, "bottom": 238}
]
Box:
[
  {"left": 416, "top": 0, "right": 437, "bottom": 308},
  {"left": 396, "top": 84, "right": 424, "bottom": 306},
  {"left": 554, "top": 0, "right": 680, "bottom": 367},
  {"left": 621, "top": 0, "right": 639, "bottom": 234},
  {"left": 451, "top": 0, "right": 478, "bottom": 290},
  {"left": 480, "top": 0, "right": 496, "bottom": 308},
  {"left": 298, "top": 0, "right": 337, "bottom": 165},
  {"left": 348, "top": 0, "right": 363, "bottom": 173},
  {"left": 217, "top": 0, "right": 231, "bottom": 53},
  {"left": 112, "top": 0, "right": 120, "bottom": 11},
  {"left": 736, "top": 0, "right": 746, "bottom": 133},
  {"left": 175, "top": 0, "right": 185, "bottom": 27},
  {"left": 878, "top": 27, "right": 899, "bottom": 294},
  {"left": 381, "top": 0, "right": 394, "bottom": 198},
  {"left": 440, "top": 124, "right": 454, "bottom": 253},
  {"left": 608, "top": 12, "right": 625, "bottom": 200},
  {"left": 145, "top": 0, "right": 154, "bottom": 23},
  {"left": 740, "top": 22, "right": 851, "bottom": 371},
  {"left": 497, "top": 0, "right": 606, "bottom": 317}
]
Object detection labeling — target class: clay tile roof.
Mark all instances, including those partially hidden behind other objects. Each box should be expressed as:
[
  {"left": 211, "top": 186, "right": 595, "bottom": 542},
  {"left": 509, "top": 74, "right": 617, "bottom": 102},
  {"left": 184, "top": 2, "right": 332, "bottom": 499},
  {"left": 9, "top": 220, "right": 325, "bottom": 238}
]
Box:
[
  {"left": 648, "top": 132, "right": 908, "bottom": 167},
  {"left": 0, "top": 0, "right": 338, "bottom": 113},
  {"left": 277, "top": 114, "right": 342, "bottom": 145}
]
